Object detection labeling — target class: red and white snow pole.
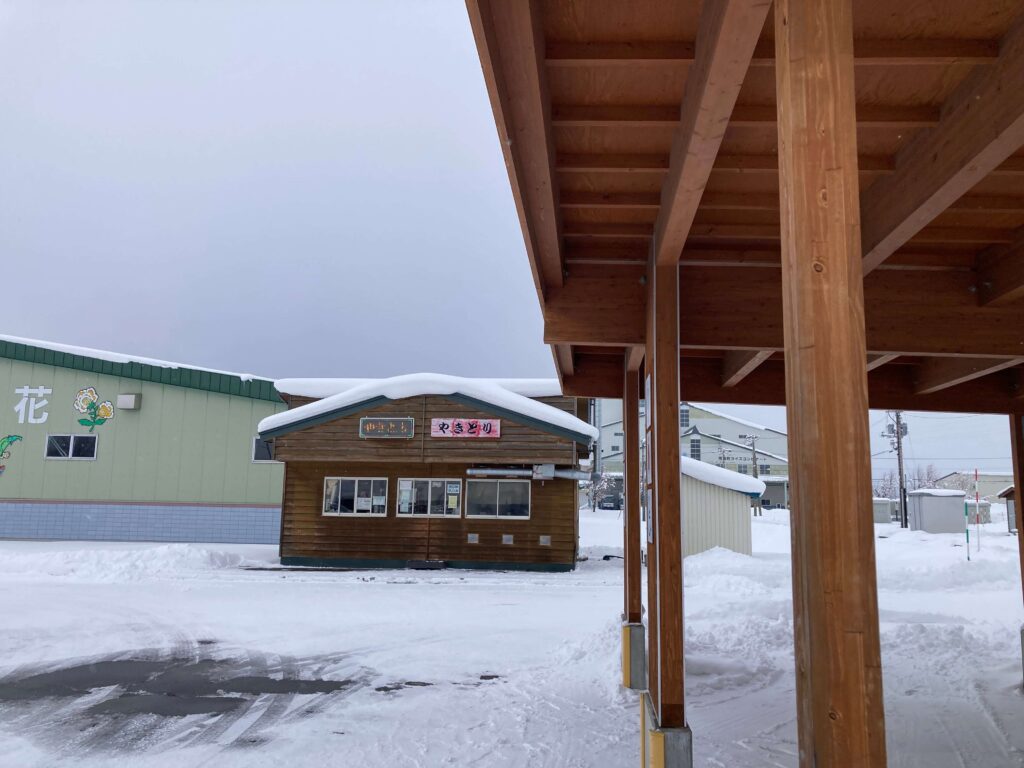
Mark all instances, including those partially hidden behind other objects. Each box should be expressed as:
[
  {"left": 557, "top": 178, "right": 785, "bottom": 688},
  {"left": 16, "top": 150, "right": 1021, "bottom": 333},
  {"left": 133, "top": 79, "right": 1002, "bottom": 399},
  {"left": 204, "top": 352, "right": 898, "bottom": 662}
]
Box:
[
  {"left": 975, "top": 468, "right": 981, "bottom": 552},
  {"left": 965, "top": 495, "right": 971, "bottom": 562}
]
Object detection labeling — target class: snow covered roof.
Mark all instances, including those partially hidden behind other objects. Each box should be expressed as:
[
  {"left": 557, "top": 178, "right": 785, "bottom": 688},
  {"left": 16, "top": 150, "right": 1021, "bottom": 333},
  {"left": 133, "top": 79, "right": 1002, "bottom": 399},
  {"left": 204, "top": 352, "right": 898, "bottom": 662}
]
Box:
[
  {"left": 683, "top": 426, "right": 789, "bottom": 463},
  {"left": 276, "top": 377, "right": 562, "bottom": 400},
  {"left": 997, "top": 485, "right": 1015, "bottom": 498},
  {"left": 259, "top": 373, "right": 598, "bottom": 444},
  {"left": 681, "top": 456, "right": 766, "bottom": 497},
  {"left": 908, "top": 488, "right": 966, "bottom": 497},
  {"left": 0, "top": 334, "right": 280, "bottom": 403},
  {"left": 687, "top": 403, "right": 787, "bottom": 436},
  {"left": 936, "top": 470, "right": 1013, "bottom": 480},
  {"left": 0, "top": 333, "right": 266, "bottom": 382}
]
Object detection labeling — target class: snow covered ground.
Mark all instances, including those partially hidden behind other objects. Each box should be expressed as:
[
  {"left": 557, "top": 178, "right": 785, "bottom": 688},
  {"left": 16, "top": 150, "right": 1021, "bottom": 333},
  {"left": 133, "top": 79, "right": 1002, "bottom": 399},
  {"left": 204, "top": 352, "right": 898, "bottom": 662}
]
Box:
[{"left": 0, "top": 508, "right": 1022, "bottom": 766}]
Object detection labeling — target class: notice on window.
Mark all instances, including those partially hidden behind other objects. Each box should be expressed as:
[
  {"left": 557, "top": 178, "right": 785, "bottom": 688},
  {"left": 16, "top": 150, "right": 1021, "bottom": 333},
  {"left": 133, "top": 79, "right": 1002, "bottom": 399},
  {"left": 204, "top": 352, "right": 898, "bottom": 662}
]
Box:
[
  {"left": 446, "top": 482, "right": 460, "bottom": 495},
  {"left": 399, "top": 487, "right": 412, "bottom": 513},
  {"left": 447, "top": 495, "right": 459, "bottom": 510},
  {"left": 372, "top": 496, "right": 386, "bottom": 506},
  {"left": 430, "top": 418, "right": 500, "bottom": 439},
  {"left": 356, "top": 497, "right": 372, "bottom": 511}
]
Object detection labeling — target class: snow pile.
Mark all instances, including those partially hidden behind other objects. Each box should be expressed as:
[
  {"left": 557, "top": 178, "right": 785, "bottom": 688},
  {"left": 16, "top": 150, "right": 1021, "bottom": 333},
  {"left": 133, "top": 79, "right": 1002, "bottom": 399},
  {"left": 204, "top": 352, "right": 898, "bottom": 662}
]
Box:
[
  {"left": 260, "top": 373, "right": 598, "bottom": 441},
  {"left": 0, "top": 543, "right": 255, "bottom": 582},
  {"left": 681, "top": 455, "right": 766, "bottom": 496},
  {"left": 0, "top": 334, "right": 266, "bottom": 383},
  {"left": 277, "top": 377, "right": 563, "bottom": 400},
  {"left": 908, "top": 488, "right": 966, "bottom": 497}
]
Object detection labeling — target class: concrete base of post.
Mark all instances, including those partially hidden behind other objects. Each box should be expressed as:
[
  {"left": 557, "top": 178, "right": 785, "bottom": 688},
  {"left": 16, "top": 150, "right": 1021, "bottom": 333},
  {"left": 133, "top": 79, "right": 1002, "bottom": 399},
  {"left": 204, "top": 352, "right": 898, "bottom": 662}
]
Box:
[
  {"left": 621, "top": 622, "right": 647, "bottom": 690},
  {"left": 640, "top": 691, "right": 693, "bottom": 768}
]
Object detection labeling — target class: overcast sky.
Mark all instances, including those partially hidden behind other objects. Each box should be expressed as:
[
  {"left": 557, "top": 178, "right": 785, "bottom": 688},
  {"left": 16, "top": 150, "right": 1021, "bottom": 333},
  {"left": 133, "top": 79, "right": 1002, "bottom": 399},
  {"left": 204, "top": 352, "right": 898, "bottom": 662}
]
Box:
[{"left": 0, "top": 1, "right": 1012, "bottom": 477}]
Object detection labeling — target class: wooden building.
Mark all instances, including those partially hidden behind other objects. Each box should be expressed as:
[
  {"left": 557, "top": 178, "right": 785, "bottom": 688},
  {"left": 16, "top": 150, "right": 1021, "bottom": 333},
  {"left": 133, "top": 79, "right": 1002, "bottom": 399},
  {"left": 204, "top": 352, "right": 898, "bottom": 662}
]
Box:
[
  {"left": 465, "top": 1, "right": 1024, "bottom": 765},
  {"left": 258, "top": 374, "right": 597, "bottom": 571}
]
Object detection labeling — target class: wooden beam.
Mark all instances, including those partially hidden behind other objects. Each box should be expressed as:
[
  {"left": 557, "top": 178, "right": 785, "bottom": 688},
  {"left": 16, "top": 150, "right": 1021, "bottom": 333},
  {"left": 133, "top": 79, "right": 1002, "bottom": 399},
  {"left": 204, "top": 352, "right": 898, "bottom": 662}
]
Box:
[
  {"left": 775, "top": 0, "right": 887, "bottom": 763},
  {"left": 977, "top": 226, "right": 1024, "bottom": 306},
  {"left": 551, "top": 103, "right": 938, "bottom": 129},
  {"left": 860, "top": 13, "right": 1024, "bottom": 273},
  {"left": 914, "top": 357, "right": 1023, "bottom": 395},
  {"left": 545, "top": 38, "right": 999, "bottom": 67},
  {"left": 552, "top": 343, "right": 574, "bottom": 377},
  {"left": 647, "top": 261, "right": 685, "bottom": 729},
  {"left": 556, "top": 152, "right": 1024, "bottom": 176},
  {"left": 558, "top": 355, "right": 1024, "bottom": 413},
  {"left": 623, "top": 365, "right": 642, "bottom": 625},
  {"left": 626, "top": 344, "right": 645, "bottom": 372},
  {"left": 721, "top": 349, "right": 773, "bottom": 387},
  {"left": 867, "top": 353, "right": 899, "bottom": 371},
  {"left": 652, "top": 0, "right": 772, "bottom": 266},
  {"left": 465, "top": 0, "right": 564, "bottom": 291},
  {"left": 544, "top": 267, "right": 1024, "bottom": 358}
]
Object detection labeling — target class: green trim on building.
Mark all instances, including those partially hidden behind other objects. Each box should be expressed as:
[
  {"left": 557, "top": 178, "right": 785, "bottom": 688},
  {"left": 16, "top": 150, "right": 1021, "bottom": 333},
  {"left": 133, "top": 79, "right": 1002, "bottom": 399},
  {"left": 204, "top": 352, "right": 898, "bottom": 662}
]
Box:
[
  {"left": 261, "top": 393, "right": 593, "bottom": 445},
  {"left": 280, "top": 555, "right": 575, "bottom": 572},
  {"left": 0, "top": 339, "right": 281, "bottom": 403}
]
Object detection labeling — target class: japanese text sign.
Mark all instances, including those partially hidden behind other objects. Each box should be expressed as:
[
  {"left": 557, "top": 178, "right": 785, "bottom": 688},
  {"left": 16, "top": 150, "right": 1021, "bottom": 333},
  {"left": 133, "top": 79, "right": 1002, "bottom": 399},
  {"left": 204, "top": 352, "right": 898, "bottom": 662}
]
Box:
[{"left": 430, "top": 418, "right": 500, "bottom": 439}]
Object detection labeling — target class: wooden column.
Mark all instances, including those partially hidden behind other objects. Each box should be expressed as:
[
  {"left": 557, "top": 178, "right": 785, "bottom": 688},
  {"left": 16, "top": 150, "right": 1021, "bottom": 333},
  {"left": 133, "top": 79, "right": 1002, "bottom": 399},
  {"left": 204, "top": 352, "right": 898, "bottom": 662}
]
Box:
[
  {"left": 1011, "top": 413, "right": 1024, "bottom": 601},
  {"left": 774, "top": 0, "right": 887, "bottom": 765},
  {"left": 624, "top": 364, "right": 643, "bottom": 625},
  {"left": 646, "top": 260, "right": 685, "bottom": 728}
]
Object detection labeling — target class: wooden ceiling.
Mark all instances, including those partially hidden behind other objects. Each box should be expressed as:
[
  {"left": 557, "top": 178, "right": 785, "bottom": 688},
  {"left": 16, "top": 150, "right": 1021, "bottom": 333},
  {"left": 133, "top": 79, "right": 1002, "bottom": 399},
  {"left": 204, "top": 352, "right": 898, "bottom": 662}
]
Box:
[{"left": 466, "top": 0, "right": 1024, "bottom": 412}]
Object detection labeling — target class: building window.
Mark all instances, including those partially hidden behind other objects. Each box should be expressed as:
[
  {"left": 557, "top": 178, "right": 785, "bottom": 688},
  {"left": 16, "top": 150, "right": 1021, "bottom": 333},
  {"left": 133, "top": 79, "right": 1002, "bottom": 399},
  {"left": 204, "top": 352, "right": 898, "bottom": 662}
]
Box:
[
  {"left": 611, "top": 445, "right": 621, "bottom": 452},
  {"left": 466, "top": 479, "right": 531, "bottom": 519},
  {"left": 759, "top": 463, "right": 771, "bottom": 475},
  {"left": 397, "top": 478, "right": 462, "bottom": 516},
  {"left": 737, "top": 464, "right": 749, "bottom": 475},
  {"left": 689, "top": 438, "right": 701, "bottom": 461},
  {"left": 323, "top": 477, "right": 388, "bottom": 516},
  {"left": 679, "top": 406, "right": 690, "bottom": 429},
  {"left": 252, "top": 436, "right": 276, "bottom": 462},
  {"left": 45, "top": 434, "right": 97, "bottom": 461},
  {"left": 614, "top": 431, "right": 624, "bottom": 437}
]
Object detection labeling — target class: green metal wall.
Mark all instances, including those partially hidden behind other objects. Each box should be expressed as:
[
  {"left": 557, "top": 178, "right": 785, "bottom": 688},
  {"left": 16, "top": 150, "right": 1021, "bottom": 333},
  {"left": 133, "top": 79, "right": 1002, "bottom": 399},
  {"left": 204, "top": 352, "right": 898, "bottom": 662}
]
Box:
[{"left": 0, "top": 358, "right": 285, "bottom": 504}]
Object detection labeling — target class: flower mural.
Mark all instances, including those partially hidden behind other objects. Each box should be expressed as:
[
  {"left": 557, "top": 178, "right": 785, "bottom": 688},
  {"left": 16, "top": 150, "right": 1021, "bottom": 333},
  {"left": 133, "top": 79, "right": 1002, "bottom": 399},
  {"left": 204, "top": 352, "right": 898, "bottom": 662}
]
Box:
[
  {"left": 74, "top": 388, "right": 114, "bottom": 432},
  {"left": 0, "top": 434, "right": 22, "bottom": 477}
]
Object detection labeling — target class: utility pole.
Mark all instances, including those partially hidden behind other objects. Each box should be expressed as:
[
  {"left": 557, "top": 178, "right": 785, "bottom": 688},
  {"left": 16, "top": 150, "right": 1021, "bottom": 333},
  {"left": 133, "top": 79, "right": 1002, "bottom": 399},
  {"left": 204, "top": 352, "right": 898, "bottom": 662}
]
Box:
[
  {"left": 883, "top": 411, "right": 909, "bottom": 527},
  {"left": 740, "top": 433, "right": 762, "bottom": 516}
]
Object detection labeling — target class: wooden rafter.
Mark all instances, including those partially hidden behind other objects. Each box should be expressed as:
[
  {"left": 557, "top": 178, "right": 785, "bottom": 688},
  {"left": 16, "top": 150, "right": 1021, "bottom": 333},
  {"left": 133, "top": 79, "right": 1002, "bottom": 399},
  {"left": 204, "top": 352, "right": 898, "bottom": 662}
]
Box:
[
  {"left": 860, "top": 13, "right": 1024, "bottom": 273},
  {"left": 914, "top": 357, "right": 1023, "bottom": 395},
  {"left": 465, "top": 0, "right": 563, "bottom": 292},
  {"left": 545, "top": 38, "right": 999, "bottom": 67},
  {"left": 652, "top": 0, "right": 772, "bottom": 266},
  {"left": 721, "top": 349, "right": 772, "bottom": 387},
  {"left": 867, "top": 353, "right": 899, "bottom": 371}
]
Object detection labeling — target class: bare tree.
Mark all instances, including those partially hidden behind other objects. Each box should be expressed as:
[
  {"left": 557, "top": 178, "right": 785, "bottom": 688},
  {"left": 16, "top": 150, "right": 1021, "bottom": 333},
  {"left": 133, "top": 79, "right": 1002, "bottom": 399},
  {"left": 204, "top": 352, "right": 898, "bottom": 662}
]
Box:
[{"left": 873, "top": 471, "right": 898, "bottom": 499}]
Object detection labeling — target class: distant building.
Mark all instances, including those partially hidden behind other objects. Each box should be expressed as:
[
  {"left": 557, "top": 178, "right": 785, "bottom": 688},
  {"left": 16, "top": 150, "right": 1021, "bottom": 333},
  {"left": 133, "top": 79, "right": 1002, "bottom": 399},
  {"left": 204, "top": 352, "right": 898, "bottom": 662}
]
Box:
[
  {"left": 595, "top": 400, "right": 788, "bottom": 498},
  {"left": 935, "top": 471, "right": 1014, "bottom": 500}
]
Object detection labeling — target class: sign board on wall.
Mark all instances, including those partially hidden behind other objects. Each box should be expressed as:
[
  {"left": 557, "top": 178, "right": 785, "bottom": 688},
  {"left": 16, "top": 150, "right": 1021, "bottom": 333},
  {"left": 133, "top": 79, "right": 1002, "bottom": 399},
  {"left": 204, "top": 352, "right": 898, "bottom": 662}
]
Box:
[
  {"left": 359, "top": 417, "right": 415, "bottom": 439},
  {"left": 430, "top": 418, "right": 501, "bottom": 439}
]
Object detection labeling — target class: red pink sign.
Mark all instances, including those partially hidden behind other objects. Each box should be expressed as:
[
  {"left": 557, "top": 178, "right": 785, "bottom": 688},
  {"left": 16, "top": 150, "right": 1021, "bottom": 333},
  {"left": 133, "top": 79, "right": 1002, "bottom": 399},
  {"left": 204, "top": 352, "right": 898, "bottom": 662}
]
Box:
[{"left": 430, "top": 418, "right": 501, "bottom": 439}]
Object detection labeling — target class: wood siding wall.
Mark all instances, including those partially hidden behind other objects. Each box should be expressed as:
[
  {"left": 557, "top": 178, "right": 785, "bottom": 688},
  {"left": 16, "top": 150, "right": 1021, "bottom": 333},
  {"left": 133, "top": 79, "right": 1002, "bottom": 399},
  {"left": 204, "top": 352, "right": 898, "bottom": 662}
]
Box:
[
  {"left": 274, "top": 396, "right": 580, "bottom": 466},
  {"left": 280, "top": 461, "right": 578, "bottom": 568}
]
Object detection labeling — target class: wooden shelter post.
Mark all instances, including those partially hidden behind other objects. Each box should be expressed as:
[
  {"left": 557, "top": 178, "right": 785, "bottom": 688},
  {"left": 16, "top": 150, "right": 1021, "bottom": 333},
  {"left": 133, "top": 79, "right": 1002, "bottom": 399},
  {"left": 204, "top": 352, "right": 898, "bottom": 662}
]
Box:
[
  {"left": 774, "top": 0, "right": 887, "bottom": 765},
  {"left": 1011, "top": 414, "right": 1024, "bottom": 609},
  {"left": 622, "top": 362, "right": 645, "bottom": 690},
  {"left": 641, "top": 260, "right": 691, "bottom": 765}
]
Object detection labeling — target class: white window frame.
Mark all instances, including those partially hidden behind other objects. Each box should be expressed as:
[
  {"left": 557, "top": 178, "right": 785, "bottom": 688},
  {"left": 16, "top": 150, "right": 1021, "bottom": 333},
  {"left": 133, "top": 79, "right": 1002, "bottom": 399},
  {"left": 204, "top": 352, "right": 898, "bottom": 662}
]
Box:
[
  {"left": 44, "top": 434, "right": 98, "bottom": 461},
  {"left": 322, "top": 477, "right": 389, "bottom": 517},
  {"left": 465, "top": 479, "right": 532, "bottom": 520},
  {"left": 689, "top": 438, "right": 701, "bottom": 461},
  {"left": 251, "top": 436, "right": 279, "bottom": 464},
  {"left": 396, "top": 478, "right": 463, "bottom": 518}
]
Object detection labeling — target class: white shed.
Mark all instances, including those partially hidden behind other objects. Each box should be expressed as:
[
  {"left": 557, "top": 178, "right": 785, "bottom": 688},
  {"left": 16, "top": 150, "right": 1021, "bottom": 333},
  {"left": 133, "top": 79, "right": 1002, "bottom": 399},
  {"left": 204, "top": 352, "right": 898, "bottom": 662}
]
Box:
[
  {"left": 680, "top": 457, "right": 763, "bottom": 557},
  {"left": 872, "top": 497, "right": 896, "bottom": 524},
  {"left": 907, "top": 489, "right": 967, "bottom": 534}
]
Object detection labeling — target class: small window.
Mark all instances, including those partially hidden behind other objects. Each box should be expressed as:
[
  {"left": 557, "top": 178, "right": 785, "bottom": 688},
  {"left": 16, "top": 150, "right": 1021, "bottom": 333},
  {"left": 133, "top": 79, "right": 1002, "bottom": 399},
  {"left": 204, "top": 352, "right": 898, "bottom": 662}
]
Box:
[
  {"left": 323, "top": 477, "right": 387, "bottom": 516},
  {"left": 397, "top": 478, "right": 462, "bottom": 516},
  {"left": 252, "top": 436, "right": 276, "bottom": 462},
  {"left": 611, "top": 444, "right": 621, "bottom": 452},
  {"left": 614, "top": 431, "right": 624, "bottom": 437},
  {"left": 46, "top": 434, "right": 97, "bottom": 461},
  {"left": 679, "top": 406, "right": 690, "bottom": 429},
  {"left": 759, "top": 464, "right": 771, "bottom": 475},
  {"left": 539, "top": 535, "right": 551, "bottom": 547},
  {"left": 689, "top": 438, "right": 701, "bottom": 462},
  {"left": 466, "top": 479, "right": 531, "bottom": 519},
  {"left": 737, "top": 464, "right": 749, "bottom": 475}
]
